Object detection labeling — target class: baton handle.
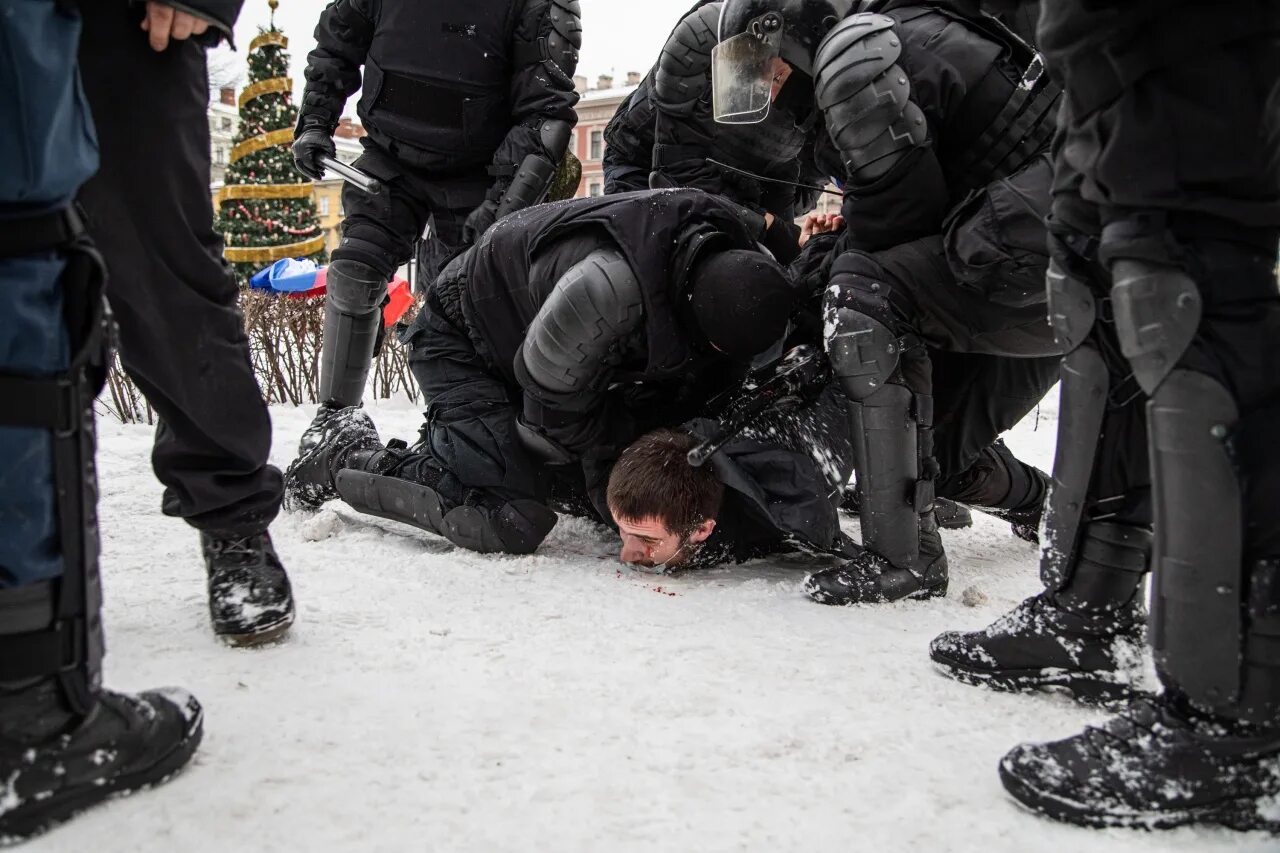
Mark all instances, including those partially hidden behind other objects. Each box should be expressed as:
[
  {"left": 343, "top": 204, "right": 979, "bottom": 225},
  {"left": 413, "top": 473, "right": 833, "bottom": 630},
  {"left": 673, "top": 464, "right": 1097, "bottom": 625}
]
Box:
[{"left": 318, "top": 155, "right": 383, "bottom": 196}]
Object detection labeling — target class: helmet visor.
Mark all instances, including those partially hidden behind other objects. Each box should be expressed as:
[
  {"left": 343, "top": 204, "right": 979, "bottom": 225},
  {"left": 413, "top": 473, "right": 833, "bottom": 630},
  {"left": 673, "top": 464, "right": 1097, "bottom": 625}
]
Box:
[{"left": 712, "top": 30, "right": 782, "bottom": 125}]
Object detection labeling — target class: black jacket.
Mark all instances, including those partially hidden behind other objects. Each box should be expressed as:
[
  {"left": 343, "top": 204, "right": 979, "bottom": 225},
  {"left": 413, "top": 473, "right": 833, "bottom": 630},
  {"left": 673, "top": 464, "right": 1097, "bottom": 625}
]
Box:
[
  {"left": 825, "top": 0, "right": 1057, "bottom": 253},
  {"left": 683, "top": 383, "right": 858, "bottom": 567},
  {"left": 429, "top": 189, "right": 773, "bottom": 512},
  {"left": 298, "top": 0, "right": 578, "bottom": 175},
  {"left": 440, "top": 190, "right": 765, "bottom": 384}
]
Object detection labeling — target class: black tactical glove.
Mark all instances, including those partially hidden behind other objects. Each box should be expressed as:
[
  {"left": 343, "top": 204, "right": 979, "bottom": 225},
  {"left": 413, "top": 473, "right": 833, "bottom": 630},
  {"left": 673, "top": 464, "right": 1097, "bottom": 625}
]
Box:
[
  {"left": 292, "top": 127, "right": 335, "bottom": 181},
  {"left": 463, "top": 199, "right": 500, "bottom": 244}
]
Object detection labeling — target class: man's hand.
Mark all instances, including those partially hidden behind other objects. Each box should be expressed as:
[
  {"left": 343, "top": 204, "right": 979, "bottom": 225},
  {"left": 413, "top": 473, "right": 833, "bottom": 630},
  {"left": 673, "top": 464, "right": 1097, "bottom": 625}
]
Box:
[
  {"left": 140, "top": 2, "right": 210, "bottom": 52},
  {"left": 291, "top": 128, "right": 336, "bottom": 181},
  {"left": 799, "top": 213, "right": 846, "bottom": 248}
]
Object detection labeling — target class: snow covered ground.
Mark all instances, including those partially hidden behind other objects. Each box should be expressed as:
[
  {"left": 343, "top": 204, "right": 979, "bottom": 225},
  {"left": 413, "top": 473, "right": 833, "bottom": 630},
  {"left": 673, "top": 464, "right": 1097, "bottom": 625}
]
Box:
[{"left": 29, "top": 394, "right": 1275, "bottom": 852}]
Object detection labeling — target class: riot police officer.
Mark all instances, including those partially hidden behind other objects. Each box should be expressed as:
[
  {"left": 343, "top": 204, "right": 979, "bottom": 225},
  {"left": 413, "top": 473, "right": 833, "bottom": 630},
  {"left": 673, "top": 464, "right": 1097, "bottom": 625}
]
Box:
[
  {"left": 933, "top": 0, "right": 1280, "bottom": 831},
  {"left": 290, "top": 0, "right": 582, "bottom": 453},
  {"left": 714, "top": 0, "right": 1064, "bottom": 605},
  {"left": 603, "top": 0, "right": 826, "bottom": 254}
]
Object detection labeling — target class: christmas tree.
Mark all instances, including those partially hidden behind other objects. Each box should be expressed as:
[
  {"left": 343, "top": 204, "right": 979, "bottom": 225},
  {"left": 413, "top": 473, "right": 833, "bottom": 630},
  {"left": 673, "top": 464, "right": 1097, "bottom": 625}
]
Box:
[{"left": 216, "top": 0, "right": 326, "bottom": 284}]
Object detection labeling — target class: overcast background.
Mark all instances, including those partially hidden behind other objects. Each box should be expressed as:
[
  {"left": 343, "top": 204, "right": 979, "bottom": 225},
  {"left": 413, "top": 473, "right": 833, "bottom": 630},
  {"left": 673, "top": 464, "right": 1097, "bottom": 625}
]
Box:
[{"left": 211, "top": 0, "right": 698, "bottom": 113}]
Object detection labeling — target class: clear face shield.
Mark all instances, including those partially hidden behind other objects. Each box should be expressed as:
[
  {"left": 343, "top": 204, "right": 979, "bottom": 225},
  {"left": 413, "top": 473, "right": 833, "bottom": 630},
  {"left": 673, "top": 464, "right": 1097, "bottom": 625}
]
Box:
[{"left": 712, "top": 15, "right": 785, "bottom": 125}]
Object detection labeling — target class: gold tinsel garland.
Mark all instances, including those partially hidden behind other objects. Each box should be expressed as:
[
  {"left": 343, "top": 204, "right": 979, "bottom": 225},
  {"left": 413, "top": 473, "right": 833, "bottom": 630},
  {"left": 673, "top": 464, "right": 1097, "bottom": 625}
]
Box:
[
  {"left": 217, "top": 183, "right": 313, "bottom": 203},
  {"left": 224, "top": 235, "right": 326, "bottom": 264},
  {"left": 220, "top": 18, "right": 321, "bottom": 270},
  {"left": 239, "top": 77, "right": 293, "bottom": 108},
  {"left": 230, "top": 127, "right": 294, "bottom": 164},
  {"left": 249, "top": 30, "right": 289, "bottom": 53}
]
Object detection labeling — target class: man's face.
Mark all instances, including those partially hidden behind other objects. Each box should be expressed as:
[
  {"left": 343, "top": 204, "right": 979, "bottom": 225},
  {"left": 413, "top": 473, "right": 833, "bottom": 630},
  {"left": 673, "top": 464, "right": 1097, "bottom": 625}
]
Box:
[
  {"left": 613, "top": 514, "right": 716, "bottom": 569},
  {"left": 769, "top": 58, "right": 794, "bottom": 102}
]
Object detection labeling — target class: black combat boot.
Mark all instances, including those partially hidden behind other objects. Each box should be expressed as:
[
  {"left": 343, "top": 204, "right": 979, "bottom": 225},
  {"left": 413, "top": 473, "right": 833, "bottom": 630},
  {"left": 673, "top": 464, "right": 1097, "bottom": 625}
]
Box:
[
  {"left": 202, "top": 532, "right": 295, "bottom": 646},
  {"left": 0, "top": 585, "right": 203, "bottom": 844},
  {"left": 296, "top": 400, "right": 345, "bottom": 456},
  {"left": 999, "top": 692, "right": 1280, "bottom": 831},
  {"left": 929, "top": 522, "right": 1150, "bottom": 703},
  {"left": 284, "top": 406, "right": 386, "bottom": 510},
  {"left": 938, "top": 440, "right": 1050, "bottom": 544},
  {"left": 805, "top": 508, "right": 949, "bottom": 603}
]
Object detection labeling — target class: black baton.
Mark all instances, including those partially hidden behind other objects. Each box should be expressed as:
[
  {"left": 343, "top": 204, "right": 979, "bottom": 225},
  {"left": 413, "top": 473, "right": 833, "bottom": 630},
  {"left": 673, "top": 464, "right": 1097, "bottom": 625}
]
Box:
[{"left": 318, "top": 155, "right": 384, "bottom": 196}]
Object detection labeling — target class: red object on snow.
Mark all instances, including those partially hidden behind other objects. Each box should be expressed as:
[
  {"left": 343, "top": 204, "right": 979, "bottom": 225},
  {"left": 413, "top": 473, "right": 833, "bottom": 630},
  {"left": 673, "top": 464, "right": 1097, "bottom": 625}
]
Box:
[{"left": 285, "top": 268, "right": 414, "bottom": 327}]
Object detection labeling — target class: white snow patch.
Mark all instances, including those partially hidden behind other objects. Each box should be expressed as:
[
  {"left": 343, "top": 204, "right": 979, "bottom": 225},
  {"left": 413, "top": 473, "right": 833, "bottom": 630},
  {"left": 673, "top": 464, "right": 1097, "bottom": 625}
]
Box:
[
  {"left": 300, "top": 508, "right": 344, "bottom": 542},
  {"left": 32, "top": 395, "right": 1269, "bottom": 852}
]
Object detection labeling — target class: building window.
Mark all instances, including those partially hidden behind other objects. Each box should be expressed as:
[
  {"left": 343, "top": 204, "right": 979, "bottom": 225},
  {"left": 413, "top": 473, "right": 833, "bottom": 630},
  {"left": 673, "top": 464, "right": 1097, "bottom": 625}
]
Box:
[
  {"left": 588, "top": 181, "right": 603, "bottom": 197},
  {"left": 319, "top": 197, "right": 330, "bottom": 216},
  {"left": 221, "top": 117, "right": 233, "bottom": 132},
  {"left": 589, "top": 129, "right": 603, "bottom": 161},
  {"left": 214, "top": 146, "right": 226, "bottom": 165}
]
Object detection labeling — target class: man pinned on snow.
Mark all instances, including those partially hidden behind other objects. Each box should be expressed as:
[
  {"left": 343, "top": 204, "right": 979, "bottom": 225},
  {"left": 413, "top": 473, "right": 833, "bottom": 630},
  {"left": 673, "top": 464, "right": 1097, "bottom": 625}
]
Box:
[{"left": 283, "top": 189, "right": 801, "bottom": 555}]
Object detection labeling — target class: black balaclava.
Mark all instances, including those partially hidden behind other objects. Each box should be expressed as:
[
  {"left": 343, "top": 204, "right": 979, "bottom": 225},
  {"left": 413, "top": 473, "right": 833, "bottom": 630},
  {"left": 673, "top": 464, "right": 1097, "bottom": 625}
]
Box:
[{"left": 689, "top": 249, "right": 795, "bottom": 359}]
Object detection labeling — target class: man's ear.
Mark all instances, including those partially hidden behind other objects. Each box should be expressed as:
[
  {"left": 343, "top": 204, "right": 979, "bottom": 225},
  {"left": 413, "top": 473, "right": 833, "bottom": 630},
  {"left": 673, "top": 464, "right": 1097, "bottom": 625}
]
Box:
[{"left": 689, "top": 518, "right": 716, "bottom": 544}]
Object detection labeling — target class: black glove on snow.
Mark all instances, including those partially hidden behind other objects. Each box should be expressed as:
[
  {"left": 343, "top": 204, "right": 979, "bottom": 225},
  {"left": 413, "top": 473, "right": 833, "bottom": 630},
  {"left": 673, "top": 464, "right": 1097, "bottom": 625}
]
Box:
[{"left": 292, "top": 127, "right": 335, "bottom": 181}]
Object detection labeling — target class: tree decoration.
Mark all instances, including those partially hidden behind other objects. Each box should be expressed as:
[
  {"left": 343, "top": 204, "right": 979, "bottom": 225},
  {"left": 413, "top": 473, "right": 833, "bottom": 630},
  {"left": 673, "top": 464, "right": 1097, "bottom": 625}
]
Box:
[{"left": 215, "top": 1, "right": 326, "bottom": 282}]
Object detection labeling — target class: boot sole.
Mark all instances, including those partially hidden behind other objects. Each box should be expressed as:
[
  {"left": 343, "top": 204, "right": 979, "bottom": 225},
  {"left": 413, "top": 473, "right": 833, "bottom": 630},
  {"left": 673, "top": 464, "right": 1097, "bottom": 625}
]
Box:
[
  {"left": 805, "top": 578, "right": 948, "bottom": 605},
  {"left": 930, "top": 653, "right": 1137, "bottom": 706},
  {"left": 999, "top": 760, "right": 1280, "bottom": 832},
  {"left": 218, "top": 608, "right": 296, "bottom": 648},
  {"left": 0, "top": 703, "right": 204, "bottom": 845}
]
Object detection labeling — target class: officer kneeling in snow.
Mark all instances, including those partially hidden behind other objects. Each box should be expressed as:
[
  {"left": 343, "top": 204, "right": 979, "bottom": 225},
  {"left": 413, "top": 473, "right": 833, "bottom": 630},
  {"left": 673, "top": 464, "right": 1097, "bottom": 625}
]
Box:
[
  {"left": 284, "top": 189, "right": 799, "bottom": 555},
  {"left": 714, "top": 0, "right": 1066, "bottom": 605},
  {"left": 289, "top": 0, "right": 582, "bottom": 458}
]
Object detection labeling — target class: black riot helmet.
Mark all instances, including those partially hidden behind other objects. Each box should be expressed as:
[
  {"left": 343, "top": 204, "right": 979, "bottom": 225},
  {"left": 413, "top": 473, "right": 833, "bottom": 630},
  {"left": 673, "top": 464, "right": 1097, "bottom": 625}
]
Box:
[{"left": 713, "top": 0, "right": 853, "bottom": 124}]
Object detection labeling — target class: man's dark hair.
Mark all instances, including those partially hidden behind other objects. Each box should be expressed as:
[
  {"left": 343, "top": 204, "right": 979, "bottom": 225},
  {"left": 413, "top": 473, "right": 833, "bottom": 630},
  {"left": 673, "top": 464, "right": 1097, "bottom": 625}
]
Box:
[{"left": 607, "top": 428, "right": 725, "bottom": 536}]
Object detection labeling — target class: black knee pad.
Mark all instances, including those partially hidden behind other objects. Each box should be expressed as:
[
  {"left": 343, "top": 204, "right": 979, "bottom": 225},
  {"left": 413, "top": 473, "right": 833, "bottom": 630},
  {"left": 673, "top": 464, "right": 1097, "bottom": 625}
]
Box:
[
  {"left": 330, "top": 227, "right": 400, "bottom": 279},
  {"left": 325, "top": 258, "right": 388, "bottom": 316}
]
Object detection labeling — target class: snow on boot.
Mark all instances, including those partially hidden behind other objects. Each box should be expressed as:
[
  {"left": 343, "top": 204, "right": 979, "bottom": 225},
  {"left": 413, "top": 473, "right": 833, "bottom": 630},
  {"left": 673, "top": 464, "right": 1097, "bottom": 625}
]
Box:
[
  {"left": 999, "top": 693, "right": 1280, "bottom": 831},
  {"left": 930, "top": 522, "right": 1151, "bottom": 703},
  {"left": 0, "top": 684, "right": 203, "bottom": 844},
  {"left": 804, "top": 510, "right": 948, "bottom": 604},
  {"left": 202, "top": 532, "right": 295, "bottom": 646},
  {"left": 284, "top": 406, "right": 383, "bottom": 510},
  {"left": 296, "top": 400, "right": 345, "bottom": 456},
  {"left": 930, "top": 593, "right": 1146, "bottom": 703}
]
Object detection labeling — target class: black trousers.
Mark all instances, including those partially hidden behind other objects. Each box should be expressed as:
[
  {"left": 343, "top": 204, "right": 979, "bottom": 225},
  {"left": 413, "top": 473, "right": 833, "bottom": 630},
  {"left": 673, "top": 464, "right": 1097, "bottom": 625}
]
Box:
[
  {"left": 76, "top": 3, "right": 281, "bottom": 537},
  {"left": 1042, "top": 0, "right": 1280, "bottom": 720},
  {"left": 333, "top": 143, "right": 489, "bottom": 284},
  {"left": 397, "top": 295, "right": 546, "bottom": 507},
  {"left": 1040, "top": 0, "right": 1280, "bottom": 553},
  {"left": 834, "top": 233, "right": 1063, "bottom": 479}
]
